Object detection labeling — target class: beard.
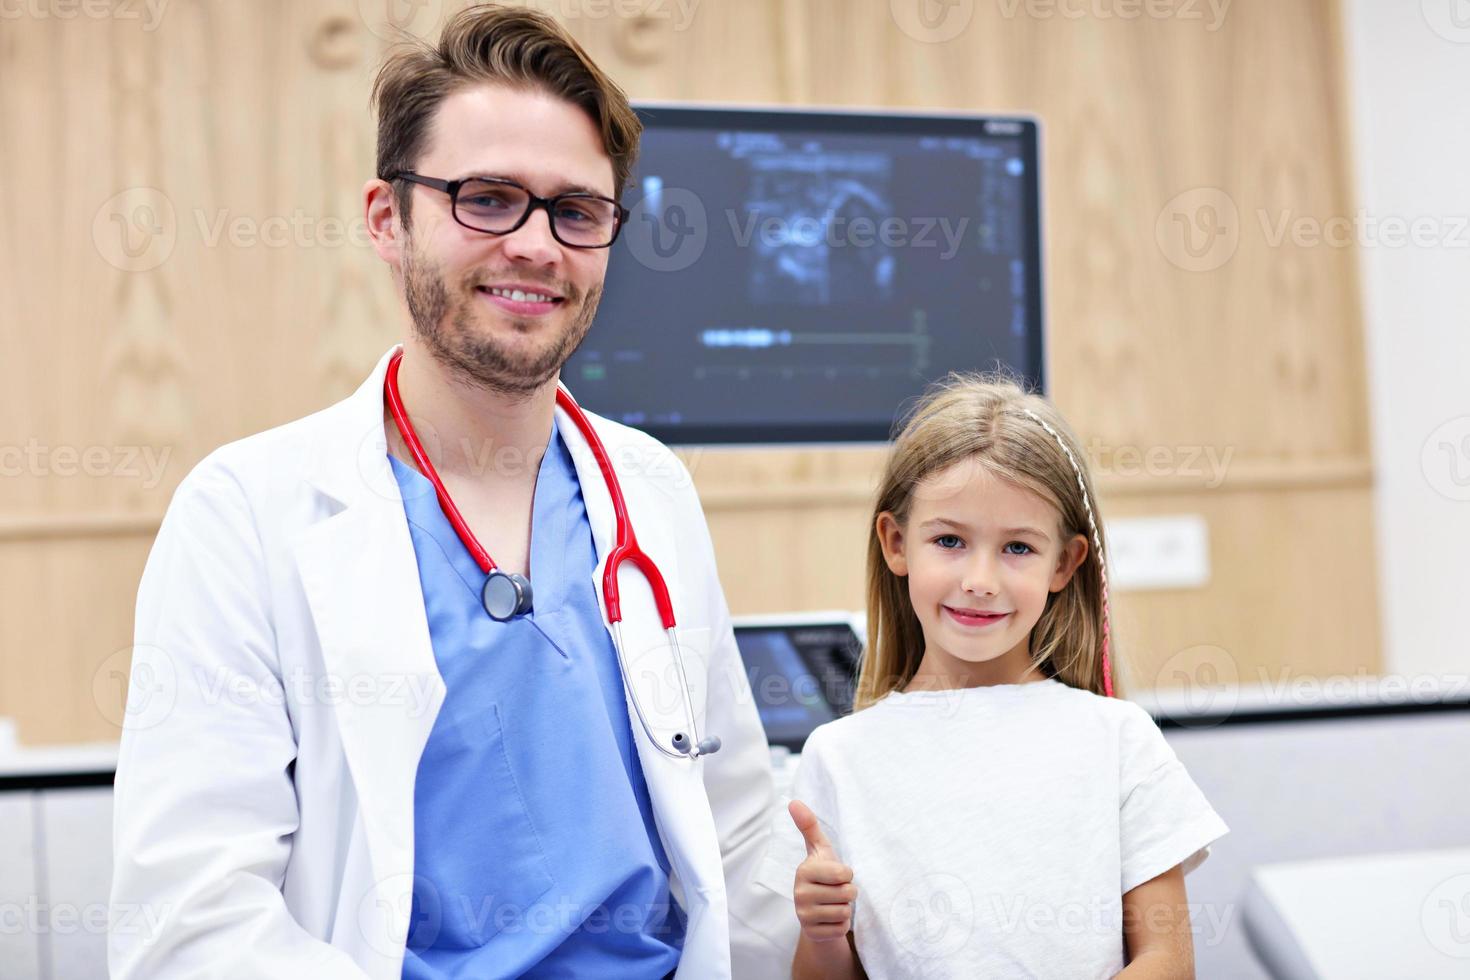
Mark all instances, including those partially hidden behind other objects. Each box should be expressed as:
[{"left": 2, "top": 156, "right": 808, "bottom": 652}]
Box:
[{"left": 401, "top": 235, "right": 603, "bottom": 398}]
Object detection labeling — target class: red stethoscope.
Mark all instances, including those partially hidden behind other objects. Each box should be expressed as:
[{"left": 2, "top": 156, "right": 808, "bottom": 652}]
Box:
[{"left": 384, "top": 348, "right": 720, "bottom": 758}]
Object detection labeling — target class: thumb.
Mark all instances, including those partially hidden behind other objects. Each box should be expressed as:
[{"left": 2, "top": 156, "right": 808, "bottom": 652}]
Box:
[{"left": 788, "top": 799, "right": 837, "bottom": 859}]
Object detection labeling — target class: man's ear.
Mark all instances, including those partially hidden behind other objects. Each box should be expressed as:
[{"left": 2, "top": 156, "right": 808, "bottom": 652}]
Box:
[
  {"left": 1049, "top": 533, "right": 1089, "bottom": 593},
  {"left": 364, "top": 177, "right": 405, "bottom": 268},
  {"left": 875, "top": 512, "right": 908, "bottom": 577}
]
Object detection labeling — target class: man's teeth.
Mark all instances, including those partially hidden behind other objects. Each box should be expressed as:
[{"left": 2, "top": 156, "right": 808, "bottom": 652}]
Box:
[{"left": 486, "top": 287, "right": 556, "bottom": 303}]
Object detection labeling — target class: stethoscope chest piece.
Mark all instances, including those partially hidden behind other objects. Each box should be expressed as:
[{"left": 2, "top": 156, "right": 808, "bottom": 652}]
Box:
[{"left": 482, "top": 570, "right": 533, "bottom": 621}]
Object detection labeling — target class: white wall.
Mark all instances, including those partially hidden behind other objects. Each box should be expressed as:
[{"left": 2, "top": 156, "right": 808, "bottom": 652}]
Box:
[{"left": 1343, "top": 1, "right": 1470, "bottom": 679}]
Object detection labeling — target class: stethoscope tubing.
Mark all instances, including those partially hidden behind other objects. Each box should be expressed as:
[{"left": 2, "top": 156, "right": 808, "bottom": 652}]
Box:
[{"left": 385, "top": 347, "right": 719, "bottom": 759}]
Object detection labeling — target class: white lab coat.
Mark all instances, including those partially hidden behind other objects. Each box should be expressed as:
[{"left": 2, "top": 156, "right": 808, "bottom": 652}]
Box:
[{"left": 109, "top": 346, "right": 799, "bottom": 979}]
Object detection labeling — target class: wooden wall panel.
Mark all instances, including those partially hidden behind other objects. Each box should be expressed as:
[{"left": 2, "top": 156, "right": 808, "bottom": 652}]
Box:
[{"left": 0, "top": 0, "right": 1379, "bottom": 744}]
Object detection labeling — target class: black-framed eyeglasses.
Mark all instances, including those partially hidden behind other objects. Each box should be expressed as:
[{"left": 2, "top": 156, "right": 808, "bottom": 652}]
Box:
[{"left": 387, "top": 171, "right": 628, "bottom": 249}]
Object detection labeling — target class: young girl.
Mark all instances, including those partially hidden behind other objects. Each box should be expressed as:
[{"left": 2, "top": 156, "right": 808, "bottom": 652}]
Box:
[{"left": 782, "top": 373, "right": 1229, "bottom": 979}]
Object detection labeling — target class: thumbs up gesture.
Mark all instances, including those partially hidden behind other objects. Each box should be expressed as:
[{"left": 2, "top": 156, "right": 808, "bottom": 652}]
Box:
[{"left": 789, "top": 799, "right": 858, "bottom": 943}]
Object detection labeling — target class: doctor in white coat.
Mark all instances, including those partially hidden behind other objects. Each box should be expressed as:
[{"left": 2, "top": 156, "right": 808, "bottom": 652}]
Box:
[{"left": 108, "top": 6, "right": 796, "bottom": 978}]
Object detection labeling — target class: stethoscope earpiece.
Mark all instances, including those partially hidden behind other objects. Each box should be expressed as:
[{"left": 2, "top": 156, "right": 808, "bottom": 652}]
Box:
[{"left": 671, "top": 733, "right": 723, "bottom": 758}]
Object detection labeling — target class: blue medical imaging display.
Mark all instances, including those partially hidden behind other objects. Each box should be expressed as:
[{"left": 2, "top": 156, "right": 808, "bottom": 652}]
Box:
[
  {"left": 733, "top": 623, "right": 862, "bottom": 750},
  {"left": 565, "top": 106, "right": 1045, "bottom": 444}
]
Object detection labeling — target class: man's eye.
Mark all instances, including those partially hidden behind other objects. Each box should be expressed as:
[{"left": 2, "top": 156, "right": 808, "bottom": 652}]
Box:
[
  {"left": 462, "top": 194, "right": 513, "bottom": 210},
  {"left": 555, "top": 204, "right": 595, "bottom": 224}
]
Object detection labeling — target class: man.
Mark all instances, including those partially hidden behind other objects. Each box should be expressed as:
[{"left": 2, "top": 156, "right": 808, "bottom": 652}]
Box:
[{"left": 109, "top": 6, "right": 794, "bottom": 977}]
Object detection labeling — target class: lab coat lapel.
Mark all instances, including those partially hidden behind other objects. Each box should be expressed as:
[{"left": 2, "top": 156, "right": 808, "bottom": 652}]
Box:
[
  {"left": 294, "top": 346, "right": 445, "bottom": 900},
  {"left": 555, "top": 398, "right": 724, "bottom": 920}
]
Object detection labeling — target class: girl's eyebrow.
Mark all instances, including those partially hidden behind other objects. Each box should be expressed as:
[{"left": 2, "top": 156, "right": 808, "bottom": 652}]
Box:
[{"left": 918, "top": 517, "right": 1050, "bottom": 539}]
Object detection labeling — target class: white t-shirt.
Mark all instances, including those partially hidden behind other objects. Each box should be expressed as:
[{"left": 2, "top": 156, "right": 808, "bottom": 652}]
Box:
[{"left": 763, "top": 677, "right": 1229, "bottom": 979}]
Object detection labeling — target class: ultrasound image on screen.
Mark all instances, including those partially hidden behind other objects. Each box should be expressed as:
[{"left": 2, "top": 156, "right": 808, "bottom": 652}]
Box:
[
  {"left": 745, "top": 151, "right": 896, "bottom": 306},
  {"left": 564, "top": 109, "right": 1043, "bottom": 443}
]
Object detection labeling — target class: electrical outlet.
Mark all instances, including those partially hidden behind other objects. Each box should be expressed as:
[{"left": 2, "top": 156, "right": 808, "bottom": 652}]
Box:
[{"left": 1104, "top": 515, "right": 1210, "bottom": 590}]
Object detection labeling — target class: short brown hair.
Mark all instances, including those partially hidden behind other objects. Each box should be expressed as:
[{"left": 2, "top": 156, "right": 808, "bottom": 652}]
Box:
[{"left": 370, "top": 3, "right": 642, "bottom": 224}]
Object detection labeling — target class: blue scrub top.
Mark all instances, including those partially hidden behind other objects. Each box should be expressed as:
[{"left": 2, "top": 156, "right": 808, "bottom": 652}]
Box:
[{"left": 390, "top": 415, "right": 685, "bottom": 979}]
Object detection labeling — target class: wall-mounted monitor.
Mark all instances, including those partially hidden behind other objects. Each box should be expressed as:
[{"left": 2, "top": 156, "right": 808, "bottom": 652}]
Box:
[{"left": 566, "top": 103, "right": 1046, "bottom": 445}]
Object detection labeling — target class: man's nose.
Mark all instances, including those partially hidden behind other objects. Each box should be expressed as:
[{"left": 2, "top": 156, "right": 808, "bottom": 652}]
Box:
[{"left": 500, "top": 205, "right": 563, "bottom": 265}]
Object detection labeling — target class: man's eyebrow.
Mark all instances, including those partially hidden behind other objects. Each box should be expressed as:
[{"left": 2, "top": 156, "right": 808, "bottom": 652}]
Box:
[
  {"left": 917, "top": 517, "right": 1050, "bottom": 539},
  {"left": 464, "top": 172, "right": 611, "bottom": 197}
]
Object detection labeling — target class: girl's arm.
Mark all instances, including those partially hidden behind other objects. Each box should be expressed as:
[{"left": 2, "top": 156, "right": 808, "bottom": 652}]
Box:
[{"left": 1117, "top": 862, "right": 1195, "bottom": 979}]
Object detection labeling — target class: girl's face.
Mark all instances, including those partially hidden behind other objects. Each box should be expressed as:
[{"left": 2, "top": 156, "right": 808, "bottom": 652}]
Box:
[{"left": 876, "top": 457, "right": 1089, "bottom": 687}]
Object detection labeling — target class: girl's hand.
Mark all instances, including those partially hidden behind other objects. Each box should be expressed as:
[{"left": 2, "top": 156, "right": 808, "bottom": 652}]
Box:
[{"left": 789, "top": 799, "right": 858, "bottom": 944}]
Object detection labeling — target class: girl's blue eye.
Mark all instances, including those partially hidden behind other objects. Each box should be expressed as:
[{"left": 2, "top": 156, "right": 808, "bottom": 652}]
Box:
[
  {"left": 935, "top": 534, "right": 962, "bottom": 549},
  {"left": 1004, "top": 542, "right": 1034, "bottom": 556}
]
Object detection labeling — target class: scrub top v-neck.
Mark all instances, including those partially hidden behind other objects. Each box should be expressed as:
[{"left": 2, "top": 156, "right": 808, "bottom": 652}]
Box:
[{"left": 388, "top": 414, "right": 685, "bottom": 979}]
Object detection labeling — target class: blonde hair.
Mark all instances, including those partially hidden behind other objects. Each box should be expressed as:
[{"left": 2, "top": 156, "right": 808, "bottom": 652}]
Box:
[{"left": 854, "top": 370, "right": 1121, "bottom": 709}]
